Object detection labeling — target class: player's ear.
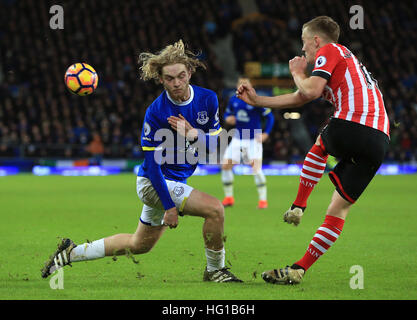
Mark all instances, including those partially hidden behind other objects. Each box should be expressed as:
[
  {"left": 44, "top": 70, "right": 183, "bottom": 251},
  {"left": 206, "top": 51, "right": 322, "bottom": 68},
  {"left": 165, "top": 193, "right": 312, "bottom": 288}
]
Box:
[{"left": 314, "top": 35, "right": 321, "bottom": 48}]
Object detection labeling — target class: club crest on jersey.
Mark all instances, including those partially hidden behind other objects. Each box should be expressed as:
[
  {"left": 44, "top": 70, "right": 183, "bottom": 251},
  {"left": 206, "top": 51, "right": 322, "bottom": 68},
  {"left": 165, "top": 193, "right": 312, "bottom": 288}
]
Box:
[
  {"left": 315, "top": 56, "right": 327, "bottom": 68},
  {"left": 196, "top": 111, "right": 209, "bottom": 125}
]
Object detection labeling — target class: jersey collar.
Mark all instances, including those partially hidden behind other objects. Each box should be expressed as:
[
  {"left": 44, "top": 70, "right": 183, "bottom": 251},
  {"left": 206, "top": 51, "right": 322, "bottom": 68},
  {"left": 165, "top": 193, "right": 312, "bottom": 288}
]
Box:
[{"left": 166, "top": 85, "right": 194, "bottom": 106}]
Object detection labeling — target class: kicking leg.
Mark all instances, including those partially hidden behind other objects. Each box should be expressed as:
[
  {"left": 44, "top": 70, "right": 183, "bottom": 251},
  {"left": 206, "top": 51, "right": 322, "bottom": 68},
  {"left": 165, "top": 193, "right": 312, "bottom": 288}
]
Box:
[
  {"left": 262, "top": 191, "right": 350, "bottom": 285},
  {"left": 291, "top": 191, "right": 349, "bottom": 271},
  {"left": 284, "top": 135, "right": 329, "bottom": 226}
]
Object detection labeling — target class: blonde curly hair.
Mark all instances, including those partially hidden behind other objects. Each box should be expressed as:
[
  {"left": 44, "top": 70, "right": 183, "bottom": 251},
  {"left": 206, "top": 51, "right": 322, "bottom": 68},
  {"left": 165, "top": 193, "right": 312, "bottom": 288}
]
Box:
[{"left": 138, "top": 39, "right": 206, "bottom": 83}]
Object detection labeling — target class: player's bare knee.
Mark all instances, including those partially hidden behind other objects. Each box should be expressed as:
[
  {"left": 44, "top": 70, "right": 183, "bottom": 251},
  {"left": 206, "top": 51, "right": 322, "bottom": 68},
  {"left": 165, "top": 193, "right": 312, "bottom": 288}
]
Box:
[
  {"left": 130, "top": 242, "right": 153, "bottom": 254},
  {"left": 129, "top": 233, "right": 157, "bottom": 255},
  {"left": 215, "top": 201, "right": 225, "bottom": 223},
  {"left": 208, "top": 199, "right": 224, "bottom": 224},
  {"left": 315, "top": 135, "right": 321, "bottom": 146},
  {"left": 326, "top": 194, "right": 351, "bottom": 219}
]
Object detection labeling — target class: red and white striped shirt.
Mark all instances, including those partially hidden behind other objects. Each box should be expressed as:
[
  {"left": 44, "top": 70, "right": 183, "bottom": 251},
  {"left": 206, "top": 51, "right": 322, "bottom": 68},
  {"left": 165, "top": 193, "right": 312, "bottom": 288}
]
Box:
[{"left": 312, "top": 43, "right": 390, "bottom": 137}]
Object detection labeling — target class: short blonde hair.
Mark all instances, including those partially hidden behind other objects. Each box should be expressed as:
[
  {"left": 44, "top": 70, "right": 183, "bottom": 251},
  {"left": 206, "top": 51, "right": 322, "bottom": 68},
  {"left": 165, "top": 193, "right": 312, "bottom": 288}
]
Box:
[
  {"left": 302, "top": 16, "right": 340, "bottom": 43},
  {"left": 138, "top": 40, "right": 206, "bottom": 82}
]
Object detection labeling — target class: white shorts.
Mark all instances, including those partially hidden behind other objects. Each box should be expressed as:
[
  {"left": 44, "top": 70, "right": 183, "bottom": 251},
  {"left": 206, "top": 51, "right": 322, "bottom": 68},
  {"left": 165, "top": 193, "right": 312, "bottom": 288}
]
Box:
[
  {"left": 136, "top": 176, "right": 194, "bottom": 226},
  {"left": 223, "top": 138, "right": 263, "bottom": 164}
]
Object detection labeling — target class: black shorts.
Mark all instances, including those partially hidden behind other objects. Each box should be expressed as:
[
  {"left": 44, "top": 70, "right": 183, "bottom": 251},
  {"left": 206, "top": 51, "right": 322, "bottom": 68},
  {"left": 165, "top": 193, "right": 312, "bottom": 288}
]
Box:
[{"left": 320, "top": 118, "right": 390, "bottom": 203}]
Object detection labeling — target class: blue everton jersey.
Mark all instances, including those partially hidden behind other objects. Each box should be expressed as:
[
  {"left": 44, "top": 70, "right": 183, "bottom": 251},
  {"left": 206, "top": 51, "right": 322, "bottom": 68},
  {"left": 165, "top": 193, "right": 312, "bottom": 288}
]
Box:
[
  {"left": 224, "top": 95, "right": 274, "bottom": 139},
  {"left": 138, "top": 85, "right": 221, "bottom": 183}
]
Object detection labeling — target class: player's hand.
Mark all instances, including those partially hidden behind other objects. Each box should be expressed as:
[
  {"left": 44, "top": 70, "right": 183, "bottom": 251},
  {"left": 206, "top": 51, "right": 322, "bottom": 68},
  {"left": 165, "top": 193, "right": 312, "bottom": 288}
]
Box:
[
  {"left": 163, "top": 207, "right": 179, "bottom": 229},
  {"left": 236, "top": 81, "right": 259, "bottom": 106},
  {"left": 255, "top": 132, "right": 269, "bottom": 143},
  {"left": 167, "top": 114, "right": 197, "bottom": 140},
  {"left": 225, "top": 115, "right": 236, "bottom": 127},
  {"left": 289, "top": 56, "right": 307, "bottom": 76}
]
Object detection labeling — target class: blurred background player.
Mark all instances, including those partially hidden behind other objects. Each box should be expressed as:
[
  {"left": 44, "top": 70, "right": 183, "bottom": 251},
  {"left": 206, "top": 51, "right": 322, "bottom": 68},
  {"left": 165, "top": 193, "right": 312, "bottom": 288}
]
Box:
[
  {"left": 85, "top": 132, "right": 104, "bottom": 165},
  {"left": 221, "top": 77, "right": 274, "bottom": 209},
  {"left": 237, "top": 16, "right": 389, "bottom": 285},
  {"left": 42, "top": 40, "right": 242, "bottom": 283}
]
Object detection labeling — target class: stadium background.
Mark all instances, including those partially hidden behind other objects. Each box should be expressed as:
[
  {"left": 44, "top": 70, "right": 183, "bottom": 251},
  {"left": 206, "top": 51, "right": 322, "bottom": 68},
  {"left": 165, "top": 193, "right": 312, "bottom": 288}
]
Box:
[{"left": 1, "top": 0, "right": 416, "bottom": 167}]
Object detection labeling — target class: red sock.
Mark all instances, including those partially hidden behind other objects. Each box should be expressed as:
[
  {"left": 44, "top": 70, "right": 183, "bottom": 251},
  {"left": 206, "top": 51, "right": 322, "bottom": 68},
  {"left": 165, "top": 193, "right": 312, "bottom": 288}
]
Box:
[
  {"left": 293, "top": 144, "right": 328, "bottom": 208},
  {"left": 294, "top": 215, "right": 345, "bottom": 271}
]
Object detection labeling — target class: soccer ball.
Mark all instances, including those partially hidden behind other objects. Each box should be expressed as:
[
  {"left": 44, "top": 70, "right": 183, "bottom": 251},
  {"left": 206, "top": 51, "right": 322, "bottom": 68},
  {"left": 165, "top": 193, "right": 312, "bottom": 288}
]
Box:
[{"left": 64, "top": 63, "right": 98, "bottom": 96}]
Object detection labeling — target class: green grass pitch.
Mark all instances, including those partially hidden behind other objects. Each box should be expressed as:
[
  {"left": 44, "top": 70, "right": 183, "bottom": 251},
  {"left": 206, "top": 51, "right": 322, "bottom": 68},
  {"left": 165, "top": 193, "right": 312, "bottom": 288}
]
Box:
[{"left": 0, "top": 173, "right": 416, "bottom": 300}]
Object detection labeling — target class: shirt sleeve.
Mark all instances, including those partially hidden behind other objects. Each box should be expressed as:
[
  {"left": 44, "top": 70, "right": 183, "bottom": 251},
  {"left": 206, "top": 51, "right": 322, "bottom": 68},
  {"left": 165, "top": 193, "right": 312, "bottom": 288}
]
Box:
[
  {"left": 140, "top": 107, "right": 176, "bottom": 211},
  {"left": 140, "top": 107, "right": 160, "bottom": 151},
  {"left": 208, "top": 94, "right": 222, "bottom": 133},
  {"left": 311, "top": 44, "right": 341, "bottom": 80},
  {"left": 144, "top": 150, "right": 176, "bottom": 210}
]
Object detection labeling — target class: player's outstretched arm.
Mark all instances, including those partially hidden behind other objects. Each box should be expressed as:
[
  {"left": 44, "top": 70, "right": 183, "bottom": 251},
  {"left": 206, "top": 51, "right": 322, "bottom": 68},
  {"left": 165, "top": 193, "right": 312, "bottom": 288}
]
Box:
[
  {"left": 236, "top": 83, "right": 309, "bottom": 109},
  {"left": 236, "top": 56, "right": 327, "bottom": 109}
]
